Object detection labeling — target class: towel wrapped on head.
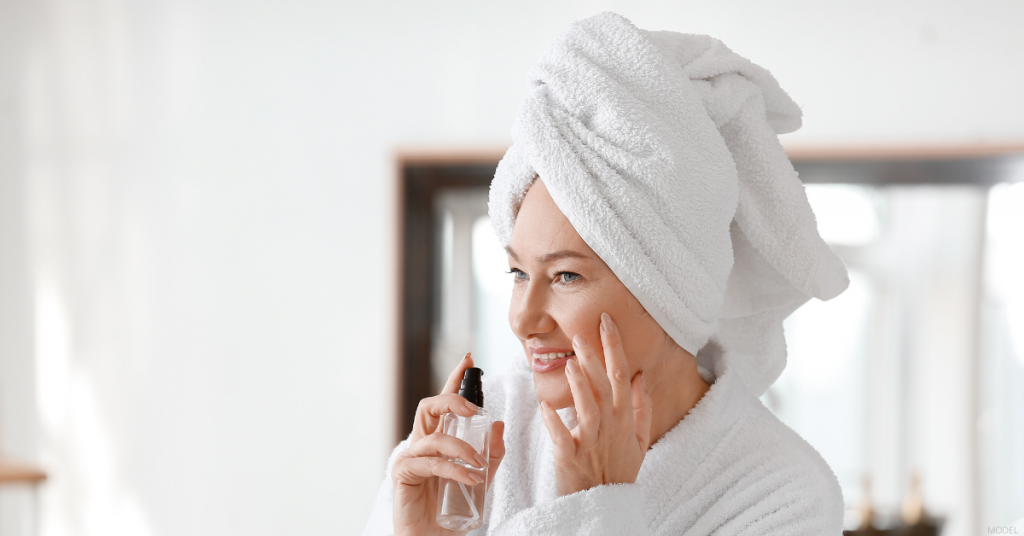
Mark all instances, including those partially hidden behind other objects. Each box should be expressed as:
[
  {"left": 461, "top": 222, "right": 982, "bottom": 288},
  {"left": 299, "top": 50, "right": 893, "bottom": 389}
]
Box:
[{"left": 488, "top": 12, "right": 849, "bottom": 396}]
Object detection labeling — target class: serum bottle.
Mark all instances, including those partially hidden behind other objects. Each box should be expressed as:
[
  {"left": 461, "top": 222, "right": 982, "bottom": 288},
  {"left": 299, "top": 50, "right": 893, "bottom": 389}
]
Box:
[{"left": 436, "top": 368, "right": 491, "bottom": 531}]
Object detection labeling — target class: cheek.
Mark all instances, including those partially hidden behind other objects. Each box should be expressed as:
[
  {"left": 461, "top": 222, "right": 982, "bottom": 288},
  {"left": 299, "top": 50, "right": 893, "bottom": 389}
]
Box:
[
  {"left": 572, "top": 286, "right": 664, "bottom": 370},
  {"left": 616, "top": 309, "right": 667, "bottom": 370},
  {"left": 549, "top": 292, "right": 603, "bottom": 342}
]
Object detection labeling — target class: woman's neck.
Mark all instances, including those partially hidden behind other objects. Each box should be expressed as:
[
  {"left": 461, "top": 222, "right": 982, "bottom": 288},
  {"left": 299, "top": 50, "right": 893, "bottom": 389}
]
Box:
[{"left": 645, "top": 345, "right": 711, "bottom": 447}]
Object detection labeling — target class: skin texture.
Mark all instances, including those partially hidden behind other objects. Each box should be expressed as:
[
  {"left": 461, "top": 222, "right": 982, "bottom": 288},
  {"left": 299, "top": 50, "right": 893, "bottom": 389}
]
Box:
[{"left": 508, "top": 179, "right": 711, "bottom": 495}]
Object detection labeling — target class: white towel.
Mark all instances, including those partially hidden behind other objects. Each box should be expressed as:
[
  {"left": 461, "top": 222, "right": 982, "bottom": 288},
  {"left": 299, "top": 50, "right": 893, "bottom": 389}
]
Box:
[
  {"left": 362, "top": 361, "right": 846, "bottom": 535},
  {"left": 488, "top": 12, "right": 848, "bottom": 396}
]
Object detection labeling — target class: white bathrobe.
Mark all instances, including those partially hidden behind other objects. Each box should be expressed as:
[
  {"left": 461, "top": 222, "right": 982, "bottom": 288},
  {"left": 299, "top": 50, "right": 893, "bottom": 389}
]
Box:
[
  {"left": 361, "top": 359, "right": 845, "bottom": 535},
  {"left": 364, "top": 13, "right": 848, "bottom": 534}
]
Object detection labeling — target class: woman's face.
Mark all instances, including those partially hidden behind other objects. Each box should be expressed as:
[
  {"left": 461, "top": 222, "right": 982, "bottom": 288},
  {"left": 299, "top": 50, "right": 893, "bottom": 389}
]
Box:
[{"left": 507, "top": 180, "right": 673, "bottom": 409}]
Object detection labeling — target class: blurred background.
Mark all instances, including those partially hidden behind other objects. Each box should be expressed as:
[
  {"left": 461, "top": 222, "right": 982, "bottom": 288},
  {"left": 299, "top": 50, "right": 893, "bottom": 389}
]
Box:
[{"left": 0, "top": 1, "right": 1022, "bottom": 535}]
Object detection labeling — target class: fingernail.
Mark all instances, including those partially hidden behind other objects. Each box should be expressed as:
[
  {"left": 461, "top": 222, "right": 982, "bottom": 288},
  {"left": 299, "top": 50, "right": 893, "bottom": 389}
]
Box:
[
  {"left": 540, "top": 400, "right": 551, "bottom": 411},
  {"left": 474, "top": 452, "right": 488, "bottom": 468},
  {"left": 463, "top": 352, "right": 471, "bottom": 361},
  {"left": 566, "top": 358, "right": 580, "bottom": 375},
  {"left": 464, "top": 400, "right": 478, "bottom": 413},
  {"left": 573, "top": 334, "right": 589, "bottom": 348},
  {"left": 601, "top": 313, "right": 615, "bottom": 333},
  {"left": 641, "top": 371, "right": 646, "bottom": 389},
  {"left": 469, "top": 472, "right": 484, "bottom": 484}
]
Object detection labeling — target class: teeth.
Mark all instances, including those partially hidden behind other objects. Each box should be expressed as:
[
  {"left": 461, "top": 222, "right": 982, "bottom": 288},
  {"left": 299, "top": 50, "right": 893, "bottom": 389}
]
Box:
[{"left": 535, "top": 351, "right": 575, "bottom": 363}]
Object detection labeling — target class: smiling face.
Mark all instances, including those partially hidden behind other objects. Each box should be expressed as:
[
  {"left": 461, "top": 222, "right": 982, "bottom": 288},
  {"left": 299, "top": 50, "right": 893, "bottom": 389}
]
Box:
[{"left": 507, "top": 180, "right": 677, "bottom": 409}]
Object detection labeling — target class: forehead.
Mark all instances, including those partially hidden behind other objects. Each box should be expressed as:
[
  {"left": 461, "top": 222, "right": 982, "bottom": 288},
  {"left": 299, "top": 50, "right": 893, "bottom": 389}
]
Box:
[{"left": 509, "top": 180, "right": 596, "bottom": 257}]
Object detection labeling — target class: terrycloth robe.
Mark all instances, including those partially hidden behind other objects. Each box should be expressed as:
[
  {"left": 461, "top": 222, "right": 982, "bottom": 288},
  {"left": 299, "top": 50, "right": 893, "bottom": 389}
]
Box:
[{"left": 362, "top": 360, "right": 845, "bottom": 535}]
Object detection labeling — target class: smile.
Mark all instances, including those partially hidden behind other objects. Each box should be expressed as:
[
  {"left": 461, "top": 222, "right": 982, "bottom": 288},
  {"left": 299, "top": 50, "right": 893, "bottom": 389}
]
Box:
[
  {"left": 534, "top": 351, "right": 575, "bottom": 362},
  {"left": 529, "top": 347, "right": 575, "bottom": 373}
]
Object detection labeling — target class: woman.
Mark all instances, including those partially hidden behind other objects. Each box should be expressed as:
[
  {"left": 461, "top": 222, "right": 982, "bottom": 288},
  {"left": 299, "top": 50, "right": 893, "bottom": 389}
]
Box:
[{"left": 364, "top": 12, "right": 848, "bottom": 535}]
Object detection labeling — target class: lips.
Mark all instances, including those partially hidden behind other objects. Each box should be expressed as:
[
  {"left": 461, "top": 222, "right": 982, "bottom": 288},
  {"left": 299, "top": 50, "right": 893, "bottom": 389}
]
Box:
[{"left": 529, "top": 346, "right": 575, "bottom": 373}]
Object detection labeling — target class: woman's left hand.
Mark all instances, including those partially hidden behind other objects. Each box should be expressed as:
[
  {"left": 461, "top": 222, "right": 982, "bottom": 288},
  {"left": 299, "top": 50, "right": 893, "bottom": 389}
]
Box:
[{"left": 539, "top": 312, "right": 654, "bottom": 496}]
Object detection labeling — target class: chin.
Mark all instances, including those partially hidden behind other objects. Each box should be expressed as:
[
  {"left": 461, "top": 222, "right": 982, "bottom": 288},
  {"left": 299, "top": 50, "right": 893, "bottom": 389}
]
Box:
[{"left": 533, "top": 371, "right": 574, "bottom": 409}]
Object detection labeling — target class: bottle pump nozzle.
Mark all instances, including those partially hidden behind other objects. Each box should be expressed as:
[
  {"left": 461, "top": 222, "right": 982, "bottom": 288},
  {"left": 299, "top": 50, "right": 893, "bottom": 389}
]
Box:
[{"left": 458, "top": 368, "right": 484, "bottom": 408}]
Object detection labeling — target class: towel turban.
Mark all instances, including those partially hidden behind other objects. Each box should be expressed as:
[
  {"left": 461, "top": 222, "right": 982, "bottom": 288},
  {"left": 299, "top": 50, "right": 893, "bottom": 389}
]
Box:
[{"left": 488, "top": 12, "right": 848, "bottom": 396}]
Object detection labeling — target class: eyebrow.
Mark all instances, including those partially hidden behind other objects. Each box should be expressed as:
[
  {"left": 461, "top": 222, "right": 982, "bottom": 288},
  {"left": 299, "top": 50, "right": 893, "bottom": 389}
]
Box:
[{"left": 505, "top": 246, "right": 589, "bottom": 264}]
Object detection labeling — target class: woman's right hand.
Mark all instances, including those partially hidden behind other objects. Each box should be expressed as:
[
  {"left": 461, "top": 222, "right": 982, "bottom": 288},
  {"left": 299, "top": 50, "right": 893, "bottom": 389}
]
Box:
[{"left": 392, "top": 354, "right": 506, "bottom": 536}]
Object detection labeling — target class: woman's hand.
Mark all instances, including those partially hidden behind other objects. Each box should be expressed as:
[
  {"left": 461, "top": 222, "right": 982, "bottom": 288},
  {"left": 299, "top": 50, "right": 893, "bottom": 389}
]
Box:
[
  {"left": 392, "top": 354, "right": 506, "bottom": 536},
  {"left": 539, "top": 313, "right": 654, "bottom": 496}
]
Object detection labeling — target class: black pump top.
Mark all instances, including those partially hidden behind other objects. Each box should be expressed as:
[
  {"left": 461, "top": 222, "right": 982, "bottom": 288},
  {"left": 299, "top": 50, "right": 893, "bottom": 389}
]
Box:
[{"left": 458, "top": 368, "right": 484, "bottom": 408}]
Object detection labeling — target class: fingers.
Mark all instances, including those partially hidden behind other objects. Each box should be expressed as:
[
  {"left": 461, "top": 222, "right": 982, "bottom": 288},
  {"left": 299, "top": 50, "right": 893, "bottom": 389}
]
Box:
[
  {"left": 563, "top": 353, "right": 599, "bottom": 446},
  {"left": 572, "top": 332, "right": 613, "bottom": 417},
  {"left": 412, "top": 393, "right": 479, "bottom": 440},
  {"left": 599, "top": 313, "right": 633, "bottom": 412},
  {"left": 631, "top": 372, "right": 653, "bottom": 451},
  {"left": 393, "top": 455, "right": 483, "bottom": 487},
  {"left": 486, "top": 421, "right": 505, "bottom": 488},
  {"left": 539, "top": 400, "right": 576, "bottom": 462},
  {"left": 416, "top": 393, "right": 478, "bottom": 425},
  {"left": 408, "top": 353, "right": 475, "bottom": 443},
  {"left": 488, "top": 421, "right": 505, "bottom": 466},
  {"left": 405, "top": 433, "right": 489, "bottom": 469},
  {"left": 441, "top": 353, "right": 474, "bottom": 394}
]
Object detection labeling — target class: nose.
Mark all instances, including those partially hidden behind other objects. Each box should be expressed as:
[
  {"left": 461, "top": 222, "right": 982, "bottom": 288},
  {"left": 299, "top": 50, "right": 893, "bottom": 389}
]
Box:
[{"left": 510, "top": 280, "right": 556, "bottom": 341}]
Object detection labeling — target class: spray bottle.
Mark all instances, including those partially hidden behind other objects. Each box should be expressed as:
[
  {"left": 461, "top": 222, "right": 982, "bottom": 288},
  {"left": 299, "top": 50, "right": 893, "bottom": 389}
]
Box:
[{"left": 435, "top": 368, "right": 491, "bottom": 531}]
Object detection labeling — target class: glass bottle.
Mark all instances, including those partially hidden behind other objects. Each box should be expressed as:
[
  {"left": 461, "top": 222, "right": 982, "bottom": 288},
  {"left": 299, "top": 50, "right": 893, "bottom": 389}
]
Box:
[{"left": 436, "top": 368, "right": 491, "bottom": 531}]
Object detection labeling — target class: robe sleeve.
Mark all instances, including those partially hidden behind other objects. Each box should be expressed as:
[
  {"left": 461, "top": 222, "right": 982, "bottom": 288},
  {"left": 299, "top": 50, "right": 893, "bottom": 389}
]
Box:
[
  {"left": 360, "top": 440, "right": 410, "bottom": 536},
  {"left": 727, "top": 479, "right": 845, "bottom": 536},
  {"left": 489, "top": 483, "right": 649, "bottom": 536},
  {"left": 727, "top": 500, "right": 844, "bottom": 536}
]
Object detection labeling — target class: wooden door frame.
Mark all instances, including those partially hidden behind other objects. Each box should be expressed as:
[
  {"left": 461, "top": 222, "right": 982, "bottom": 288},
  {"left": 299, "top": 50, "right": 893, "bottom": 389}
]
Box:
[{"left": 395, "top": 152, "right": 503, "bottom": 441}]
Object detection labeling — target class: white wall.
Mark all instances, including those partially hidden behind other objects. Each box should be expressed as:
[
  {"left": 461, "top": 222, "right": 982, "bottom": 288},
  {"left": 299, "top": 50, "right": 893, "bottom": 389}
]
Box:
[{"left": 0, "top": 1, "right": 1022, "bottom": 535}]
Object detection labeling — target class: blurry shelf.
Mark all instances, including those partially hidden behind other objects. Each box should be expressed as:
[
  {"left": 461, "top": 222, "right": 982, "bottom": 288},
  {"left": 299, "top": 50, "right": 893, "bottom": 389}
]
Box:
[{"left": 0, "top": 457, "right": 47, "bottom": 485}]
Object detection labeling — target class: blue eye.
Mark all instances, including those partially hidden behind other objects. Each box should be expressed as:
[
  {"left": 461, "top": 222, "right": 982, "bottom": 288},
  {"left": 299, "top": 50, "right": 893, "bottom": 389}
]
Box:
[
  {"left": 558, "top": 272, "right": 581, "bottom": 284},
  {"left": 508, "top": 268, "right": 529, "bottom": 280}
]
